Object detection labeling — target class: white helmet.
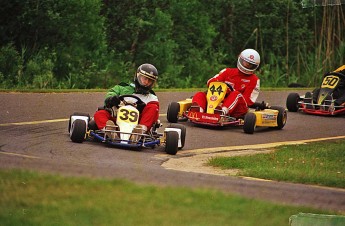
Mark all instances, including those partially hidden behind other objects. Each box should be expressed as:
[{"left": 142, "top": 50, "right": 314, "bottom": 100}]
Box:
[{"left": 237, "top": 49, "right": 260, "bottom": 75}]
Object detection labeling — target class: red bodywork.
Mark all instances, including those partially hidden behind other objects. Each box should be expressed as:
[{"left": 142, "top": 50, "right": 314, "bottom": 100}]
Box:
[
  {"left": 300, "top": 103, "right": 345, "bottom": 116},
  {"left": 184, "top": 111, "right": 243, "bottom": 127}
]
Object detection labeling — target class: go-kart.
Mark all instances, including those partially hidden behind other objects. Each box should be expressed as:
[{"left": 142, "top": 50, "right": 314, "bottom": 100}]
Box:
[
  {"left": 167, "top": 82, "right": 287, "bottom": 134},
  {"left": 286, "top": 71, "right": 345, "bottom": 116},
  {"left": 68, "top": 94, "right": 186, "bottom": 155}
]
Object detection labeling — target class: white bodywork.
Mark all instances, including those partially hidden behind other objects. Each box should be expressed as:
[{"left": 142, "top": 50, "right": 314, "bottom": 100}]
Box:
[{"left": 164, "top": 127, "right": 182, "bottom": 148}]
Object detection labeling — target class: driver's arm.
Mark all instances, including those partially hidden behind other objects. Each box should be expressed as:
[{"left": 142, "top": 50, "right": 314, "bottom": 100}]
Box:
[
  {"left": 104, "top": 84, "right": 134, "bottom": 107},
  {"left": 206, "top": 69, "right": 228, "bottom": 87},
  {"left": 242, "top": 79, "right": 260, "bottom": 107}
]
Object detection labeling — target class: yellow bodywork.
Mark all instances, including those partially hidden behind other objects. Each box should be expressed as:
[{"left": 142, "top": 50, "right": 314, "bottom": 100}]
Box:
[
  {"left": 177, "top": 82, "right": 228, "bottom": 115},
  {"left": 252, "top": 109, "right": 279, "bottom": 127},
  {"left": 206, "top": 82, "right": 227, "bottom": 114},
  {"left": 177, "top": 98, "right": 192, "bottom": 117}
]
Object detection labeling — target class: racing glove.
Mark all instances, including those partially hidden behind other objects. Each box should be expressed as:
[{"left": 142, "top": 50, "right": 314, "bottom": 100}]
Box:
[
  {"left": 252, "top": 101, "right": 270, "bottom": 110},
  {"left": 105, "top": 95, "right": 120, "bottom": 108}
]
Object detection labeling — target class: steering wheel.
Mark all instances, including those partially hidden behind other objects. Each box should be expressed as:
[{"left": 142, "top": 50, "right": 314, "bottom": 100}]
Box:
[
  {"left": 118, "top": 94, "right": 146, "bottom": 108},
  {"left": 224, "top": 82, "right": 235, "bottom": 92}
]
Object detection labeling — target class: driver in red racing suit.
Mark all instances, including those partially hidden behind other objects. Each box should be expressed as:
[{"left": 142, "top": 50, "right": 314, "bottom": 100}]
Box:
[
  {"left": 192, "top": 49, "right": 261, "bottom": 118},
  {"left": 94, "top": 63, "right": 159, "bottom": 133}
]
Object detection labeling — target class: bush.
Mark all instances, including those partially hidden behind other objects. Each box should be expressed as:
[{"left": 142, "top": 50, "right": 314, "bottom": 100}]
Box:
[{"left": 0, "top": 43, "right": 23, "bottom": 88}]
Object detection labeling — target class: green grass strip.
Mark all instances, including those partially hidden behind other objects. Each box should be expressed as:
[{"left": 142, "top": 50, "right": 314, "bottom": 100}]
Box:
[
  {"left": 0, "top": 169, "right": 327, "bottom": 226},
  {"left": 208, "top": 140, "right": 345, "bottom": 188}
]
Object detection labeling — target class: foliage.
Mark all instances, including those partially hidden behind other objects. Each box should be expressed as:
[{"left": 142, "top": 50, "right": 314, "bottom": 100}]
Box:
[
  {"left": 0, "top": 43, "right": 23, "bottom": 88},
  {"left": 0, "top": 0, "right": 344, "bottom": 88}
]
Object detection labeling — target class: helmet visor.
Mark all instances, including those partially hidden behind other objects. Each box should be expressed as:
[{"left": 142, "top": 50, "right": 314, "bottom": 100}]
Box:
[
  {"left": 239, "top": 57, "right": 258, "bottom": 70},
  {"left": 137, "top": 73, "right": 155, "bottom": 89}
]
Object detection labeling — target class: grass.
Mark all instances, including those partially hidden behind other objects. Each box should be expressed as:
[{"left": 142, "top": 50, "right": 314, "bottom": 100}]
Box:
[
  {"left": 208, "top": 139, "right": 345, "bottom": 188},
  {"left": 0, "top": 169, "right": 329, "bottom": 226}
]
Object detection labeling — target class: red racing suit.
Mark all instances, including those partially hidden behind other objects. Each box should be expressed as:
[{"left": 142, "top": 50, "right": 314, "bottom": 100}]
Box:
[
  {"left": 94, "top": 82, "right": 159, "bottom": 131},
  {"left": 192, "top": 68, "right": 260, "bottom": 118}
]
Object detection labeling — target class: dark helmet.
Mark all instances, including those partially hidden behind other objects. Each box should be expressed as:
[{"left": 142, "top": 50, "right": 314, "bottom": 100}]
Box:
[{"left": 134, "top": 63, "right": 158, "bottom": 94}]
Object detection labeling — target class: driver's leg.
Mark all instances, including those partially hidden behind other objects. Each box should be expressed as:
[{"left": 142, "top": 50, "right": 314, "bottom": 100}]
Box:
[
  {"left": 222, "top": 91, "right": 247, "bottom": 117},
  {"left": 191, "top": 91, "right": 207, "bottom": 112},
  {"left": 139, "top": 102, "right": 159, "bottom": 132},
  {"left": 94, "top": 109, "right": 115, "bottom": 129}
]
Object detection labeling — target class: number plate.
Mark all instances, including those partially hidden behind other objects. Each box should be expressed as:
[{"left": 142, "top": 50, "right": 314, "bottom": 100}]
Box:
[
  {"left": 321, "top": 75, "right": 340, "bottom": 89},
  {"left": 117, "top": 106, "right": 139, "bottom": 125}
]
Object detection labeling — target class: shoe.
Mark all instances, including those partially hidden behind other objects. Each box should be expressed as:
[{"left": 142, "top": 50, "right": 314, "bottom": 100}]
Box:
[
  {"left": 105, "top": 120, "right": 117, "bottom": 140},
  {"left": 304, "top": 92, "right": 313, "bottom": 109},
  {"left": 129, "top": 124, "right": 147, "bottom": 142}
]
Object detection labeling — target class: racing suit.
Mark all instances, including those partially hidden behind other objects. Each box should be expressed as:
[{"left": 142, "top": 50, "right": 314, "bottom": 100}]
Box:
[
  {"left": 94, "top": 82, "right": 159, "bottom": 131},
  {"left": 192, "top": 68, "right": 260, "bottom": 118}
]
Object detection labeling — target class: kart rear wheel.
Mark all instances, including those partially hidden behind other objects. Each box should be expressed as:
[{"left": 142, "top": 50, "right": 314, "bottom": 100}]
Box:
[
  {"left": 286, "top": 93, "right": 300, "bottom": 112},
  {"left": 167, "top": 123, "right": 186, "bottom": 149},
  {"left": 165, "top": 131, "right": 179, "bottom": 155},
  {"left": 243, "top": 112, "right": 256, "bottom": 134},
  {"left": 70, "top": 119, "right": 86, "bottom": 143},
  {"left": 167, "top": 102, "right": 180, "bottom": 123},
  {"left": 270, "top": 106, "right": 287, "bottom": 129},
  {"left": 68, "top": 112, "right": 90, "bottom": 133}
]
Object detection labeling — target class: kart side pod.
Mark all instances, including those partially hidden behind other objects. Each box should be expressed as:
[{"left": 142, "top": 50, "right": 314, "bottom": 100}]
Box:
[
  {"left": 70, "top": 115, "right": 90, "bottom": 132},
  {"left": 253, "top": 110, "right": 279, "bottom": 127},
  {"left": 164, "top": 127, "right": 182, "bottom": 148},
  {"left": 69, "top": 115, "right": 90, "bottom": 143},
  {"left": 70, "top": 115, "right": 89, "bottom": 131}
]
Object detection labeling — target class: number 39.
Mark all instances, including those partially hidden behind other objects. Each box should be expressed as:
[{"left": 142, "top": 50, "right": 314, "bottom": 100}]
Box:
[{"left": 119, "top": 108, "right": 139, "bottom": 122}]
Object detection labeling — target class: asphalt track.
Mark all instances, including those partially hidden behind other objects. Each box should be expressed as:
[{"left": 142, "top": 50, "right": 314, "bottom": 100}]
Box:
[{"left": 0, "top": 90, "right": 344, "bottom": 213}]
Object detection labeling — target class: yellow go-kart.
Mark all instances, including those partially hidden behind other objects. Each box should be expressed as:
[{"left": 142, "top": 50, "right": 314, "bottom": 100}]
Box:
[{"left": 167, "top": 82, "right": 287, "bottom": 134}]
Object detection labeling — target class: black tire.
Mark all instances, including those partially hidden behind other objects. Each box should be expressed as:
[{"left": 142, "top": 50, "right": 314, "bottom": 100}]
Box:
[
  {"left": 167, "top": 123, "right": 186, "bottom": 149},
  {"left": 243, "top": 112, "right": 256, "bottom": 134},
  {"left": 167, "top": 102, "right": 180, "bottom": 123},
  {"left": 270, "top": 106, "right": 287, "bottom": 129},
  {"left": 70, "top": 119, "right": 86, "bottom": 143},
  {"left": 68, "top": 112, "right": 90, "bottom": 133},
  {"left": 165, "top": 131, "right": 179, "bottom": 155},
  {"left": 286, "top": 93, "right": 300, "bottom": 112}
]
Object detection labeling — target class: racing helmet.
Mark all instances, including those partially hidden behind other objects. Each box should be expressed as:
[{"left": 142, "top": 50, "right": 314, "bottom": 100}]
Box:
[
  {"left": 237, "top": 49, "right": 260, "bottom": 75},
  {"left": 134, "top": 63, "right": 158, "bottom": 94}
]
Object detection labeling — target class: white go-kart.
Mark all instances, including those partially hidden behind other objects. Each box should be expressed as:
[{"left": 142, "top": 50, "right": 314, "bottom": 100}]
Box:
[{"left": 68, "top": 95, "right": 186, "bottom": 155}]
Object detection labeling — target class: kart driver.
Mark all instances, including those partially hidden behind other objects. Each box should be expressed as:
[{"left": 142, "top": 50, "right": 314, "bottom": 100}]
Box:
[
  {"left": 312, "top": 65, "right": 345, "bottom": 106},
  {"left": 191, "top": 49, "right": 261, "bottom": 118},
  {"left": 93, "top": 63, "right": 159, "bottom": 134}
]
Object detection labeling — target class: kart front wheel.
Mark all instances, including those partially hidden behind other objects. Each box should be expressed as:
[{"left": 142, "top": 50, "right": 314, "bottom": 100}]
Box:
[
  {"left": 286, "top": 93, "right": 300, "bottom": 112},
  {"left": 243, "top": 112, "right": 256, "bottom": 134},
  {"left": 167, "top": 102, "right": 180, "bottom": 123},
  {"left": 167, "top": 123, "right": 186, "bottom": 149},
  {"left": 165, "top": 131, "right": 179, "bottom": 155},
  {"left": 270, "top": 106, "right": 287, "bottom": 129},
  {"left": 70, "top": 119, "right": 86, "bottom": 143}
]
